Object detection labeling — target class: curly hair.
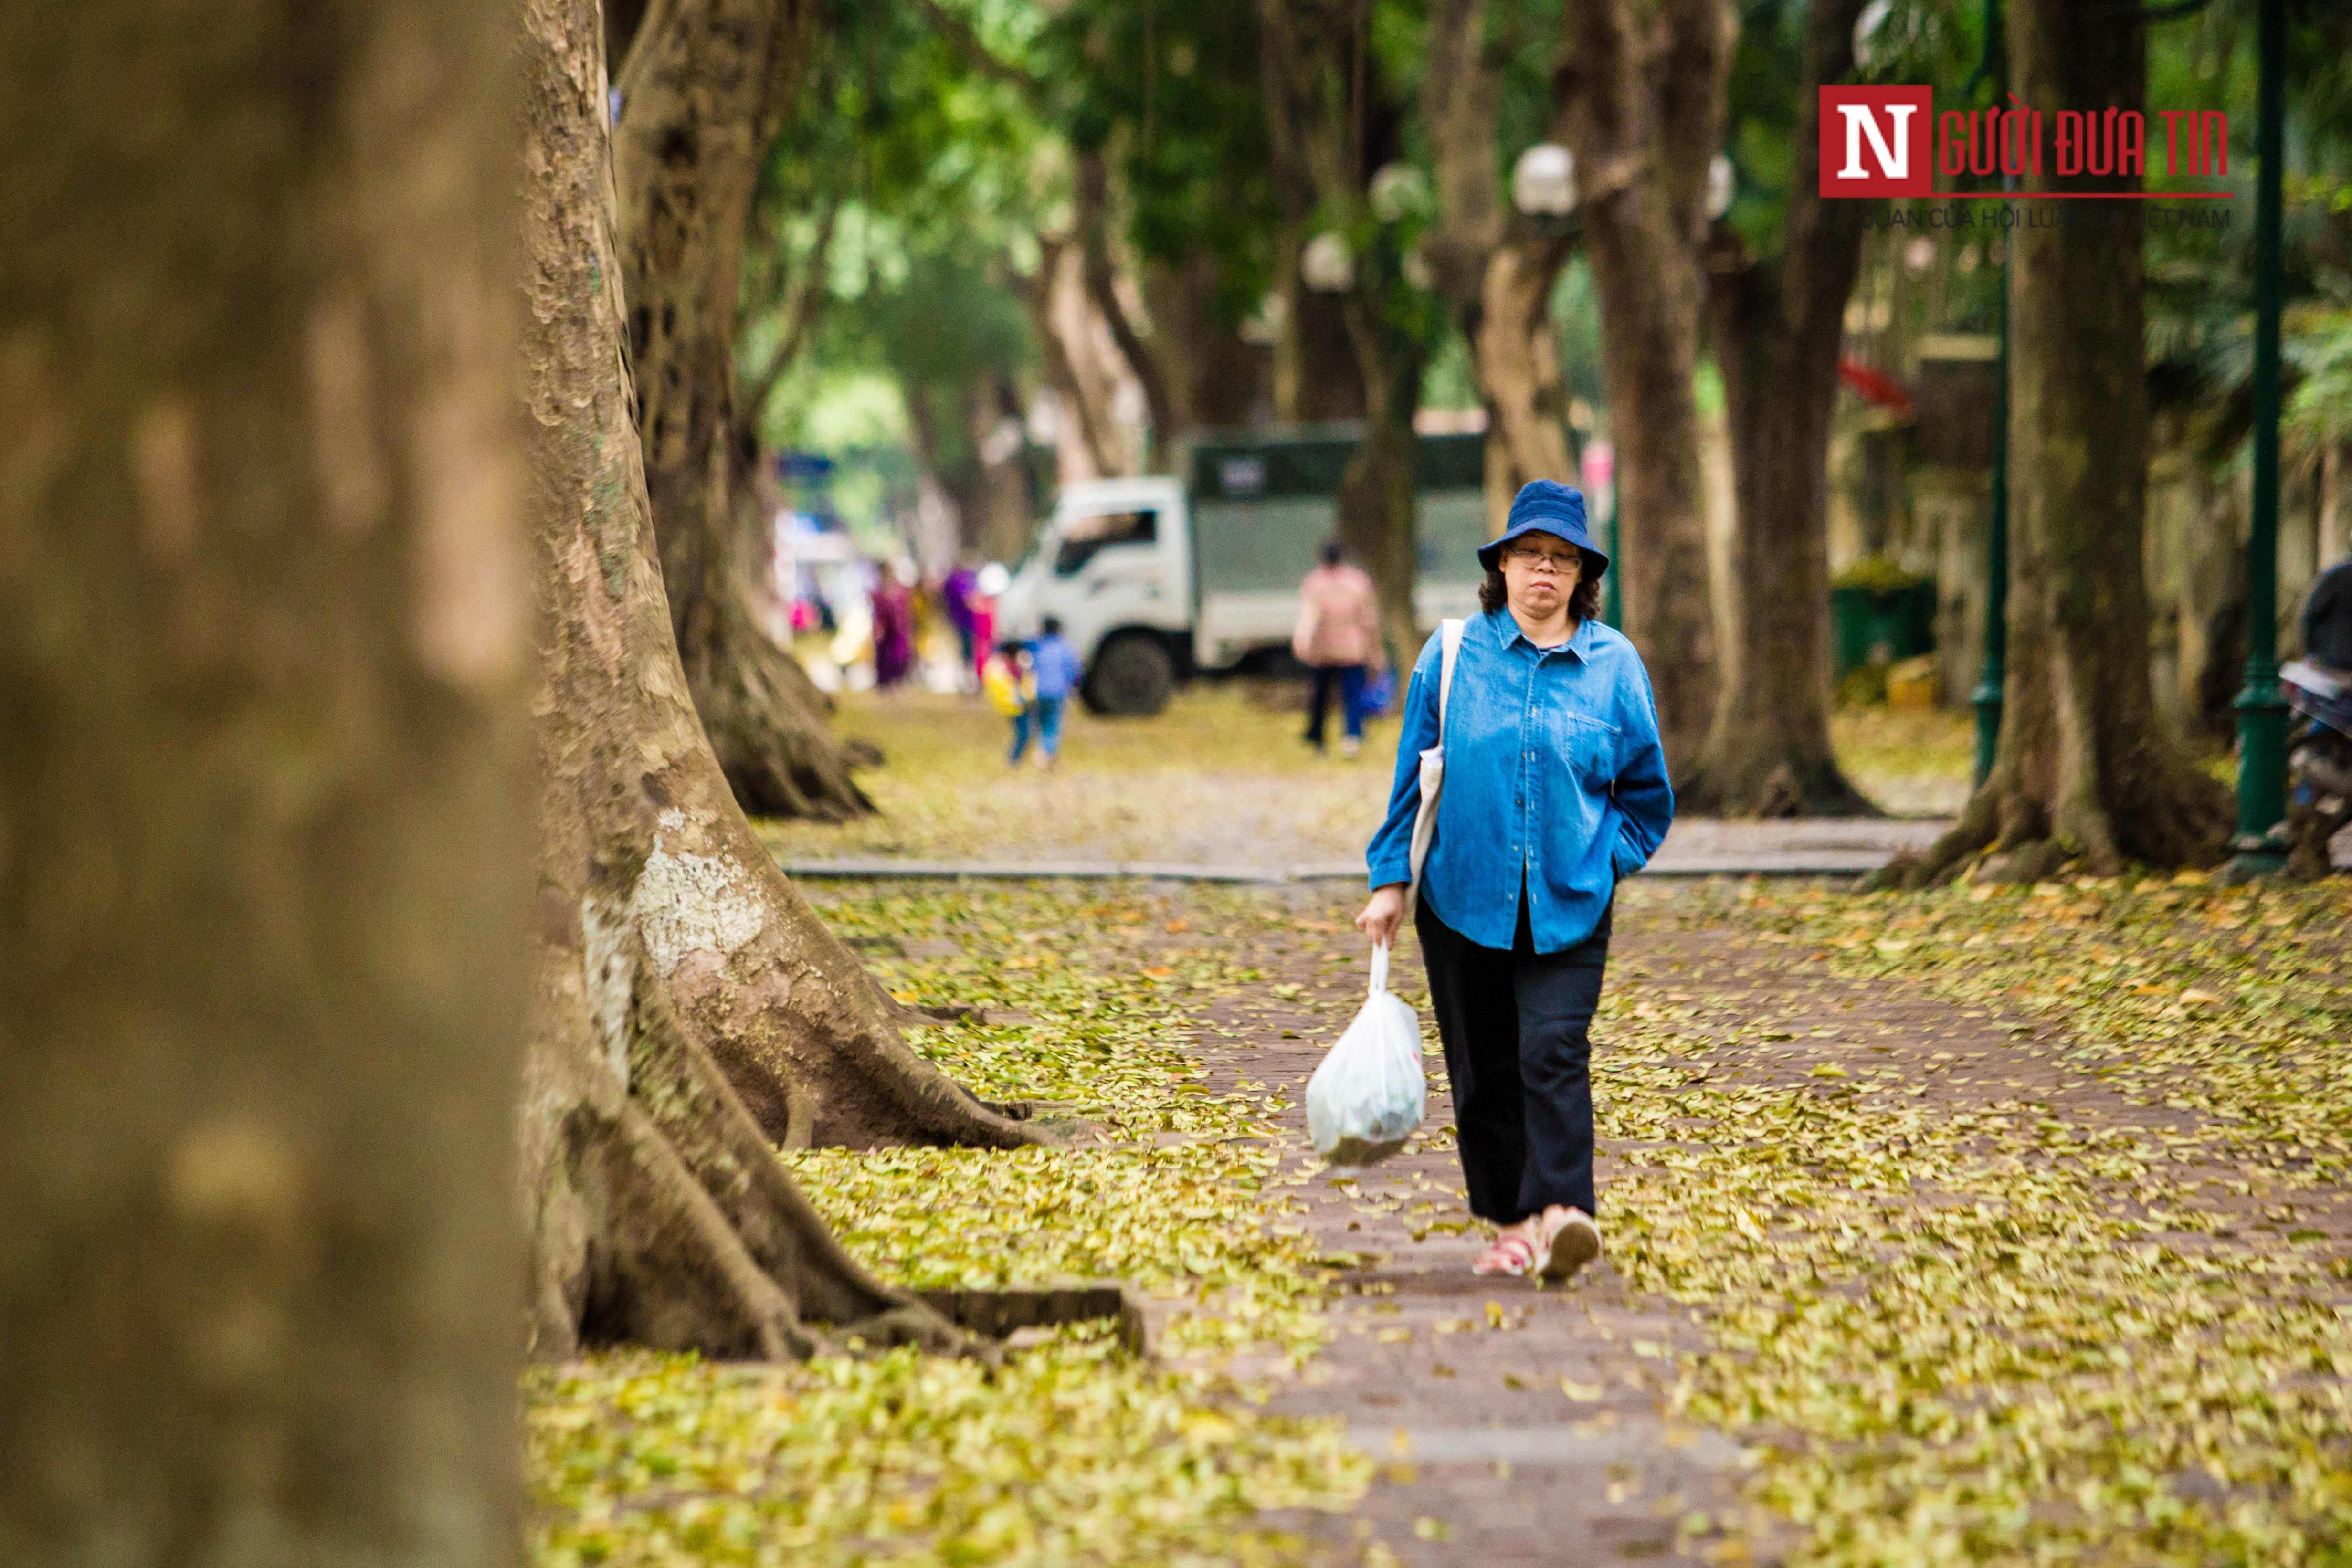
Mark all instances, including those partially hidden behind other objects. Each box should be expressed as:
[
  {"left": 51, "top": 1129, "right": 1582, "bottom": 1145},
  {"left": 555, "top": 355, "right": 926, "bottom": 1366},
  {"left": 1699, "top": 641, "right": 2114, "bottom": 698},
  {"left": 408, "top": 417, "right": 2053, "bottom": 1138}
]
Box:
[{"left": 1478, "top": 550, "right": 1603, "bottom": 623}]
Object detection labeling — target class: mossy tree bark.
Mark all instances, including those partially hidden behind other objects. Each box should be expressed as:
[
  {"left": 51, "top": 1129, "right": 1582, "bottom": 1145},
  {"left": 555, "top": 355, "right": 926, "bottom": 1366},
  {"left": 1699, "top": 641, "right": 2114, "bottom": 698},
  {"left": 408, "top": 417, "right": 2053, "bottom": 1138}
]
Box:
[
  {"left": 1556, "top": 0, "right": 1734, "bottom": 768},
  {"left": 612, "top": 0, "right": 870, "bottom": 823},
  {"left": 1891, "top": 0, "right": 2229, "bottom": 886},
  {"left": 519, "top": 0, "right": 1038, "bottom": 1359},
  {"left": 1680, "top": 0, "right": 1876, "bottom": 817},
  {"left": 0, "top": 1, "right": 527, "bottom": 1558}
]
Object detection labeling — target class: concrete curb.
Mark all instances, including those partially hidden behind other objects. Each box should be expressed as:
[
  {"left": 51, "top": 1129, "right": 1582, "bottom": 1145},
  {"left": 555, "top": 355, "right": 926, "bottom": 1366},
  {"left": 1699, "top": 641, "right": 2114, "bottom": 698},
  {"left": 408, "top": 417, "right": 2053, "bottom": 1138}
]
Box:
[{"left": 779, "top": 853, "right": 1899, "bottom": 882}]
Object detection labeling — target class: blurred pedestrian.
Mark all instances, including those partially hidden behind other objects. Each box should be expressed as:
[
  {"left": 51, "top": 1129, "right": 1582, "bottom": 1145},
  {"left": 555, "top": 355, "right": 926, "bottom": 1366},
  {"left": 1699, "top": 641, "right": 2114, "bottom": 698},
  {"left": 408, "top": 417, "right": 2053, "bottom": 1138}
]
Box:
[
  {"left": 1015, "top": 615, "right": 1081, "bottom": 767},
  {"left": 983, "top": 637, "right": 1036, "bottom": 764},
  {"left": 943, "top": 558, "right": 980, "bottom": 683},
  {"left": 1356, "top": 480, "right": 1673, "bottom": 1283},
  {"left": 1295, "top": 539, "right": 1384, "bottom": 757},
  {"left": 871, "top": 564, "right": 916, "bottom": 688},
  {"left": 972, "top": 561, "right": 1010, "bottom": 688}
]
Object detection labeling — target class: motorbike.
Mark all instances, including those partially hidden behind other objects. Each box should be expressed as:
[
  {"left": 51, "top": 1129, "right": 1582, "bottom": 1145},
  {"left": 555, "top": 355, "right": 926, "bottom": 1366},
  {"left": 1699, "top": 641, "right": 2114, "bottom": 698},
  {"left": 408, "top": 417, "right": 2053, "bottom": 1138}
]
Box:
[{"left": 2282, "top": 658, "right": 2352, "bottom": 878}]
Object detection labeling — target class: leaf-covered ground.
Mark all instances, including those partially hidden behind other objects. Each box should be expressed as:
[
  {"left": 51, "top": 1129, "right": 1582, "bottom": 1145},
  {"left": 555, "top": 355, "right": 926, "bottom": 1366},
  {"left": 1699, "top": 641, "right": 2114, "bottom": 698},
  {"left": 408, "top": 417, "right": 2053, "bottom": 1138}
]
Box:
[
  {"left": 526, "top": 870, "right": 2352, "bottom": 1566},
  {"left": 1624, "top": 875, "right": 2352, "bottom": 1566},
  {"left": 525, "top": 885, "right": 1371, "bottom": 1568}
]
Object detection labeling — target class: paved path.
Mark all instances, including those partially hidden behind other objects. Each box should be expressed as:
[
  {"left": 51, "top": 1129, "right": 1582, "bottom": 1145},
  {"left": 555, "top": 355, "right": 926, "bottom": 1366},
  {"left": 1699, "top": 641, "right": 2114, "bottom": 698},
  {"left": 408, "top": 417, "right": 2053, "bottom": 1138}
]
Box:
[
  {"left": 1148, "top": 879, "right": 2348, "bottom": 1566},
  {"left": 780, "top": 818, "right": 1954, "bottom": 884}
]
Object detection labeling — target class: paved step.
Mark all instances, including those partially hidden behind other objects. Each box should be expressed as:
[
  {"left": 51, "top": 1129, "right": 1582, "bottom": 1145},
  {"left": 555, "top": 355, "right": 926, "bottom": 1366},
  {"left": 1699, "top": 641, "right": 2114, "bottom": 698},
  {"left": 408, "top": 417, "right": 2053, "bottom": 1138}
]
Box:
[{"left": 777, "top": 819, "right": 1955, "bottom": 883}]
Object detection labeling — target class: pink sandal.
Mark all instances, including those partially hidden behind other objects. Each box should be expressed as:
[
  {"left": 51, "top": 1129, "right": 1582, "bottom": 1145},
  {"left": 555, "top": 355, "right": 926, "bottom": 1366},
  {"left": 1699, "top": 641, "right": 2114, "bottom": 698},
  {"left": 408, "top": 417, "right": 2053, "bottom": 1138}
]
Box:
[{"left": 1472, "top": 1231, "right": 1538, "bottom": 1276}]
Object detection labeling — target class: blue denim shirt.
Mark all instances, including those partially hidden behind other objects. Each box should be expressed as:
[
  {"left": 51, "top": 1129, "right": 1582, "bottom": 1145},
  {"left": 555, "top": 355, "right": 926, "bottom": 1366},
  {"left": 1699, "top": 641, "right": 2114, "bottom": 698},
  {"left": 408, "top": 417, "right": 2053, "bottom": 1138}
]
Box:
[{"left": 1365, "top": 610, "right": 1673, "bottom": 952}]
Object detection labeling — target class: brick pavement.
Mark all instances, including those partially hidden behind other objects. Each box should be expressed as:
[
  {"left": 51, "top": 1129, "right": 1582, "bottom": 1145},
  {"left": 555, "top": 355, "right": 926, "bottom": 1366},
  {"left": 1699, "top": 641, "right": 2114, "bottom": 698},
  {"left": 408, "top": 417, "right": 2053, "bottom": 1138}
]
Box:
[{"left": 1163, "top": 880, "right": 2351, "bottom": 1566}]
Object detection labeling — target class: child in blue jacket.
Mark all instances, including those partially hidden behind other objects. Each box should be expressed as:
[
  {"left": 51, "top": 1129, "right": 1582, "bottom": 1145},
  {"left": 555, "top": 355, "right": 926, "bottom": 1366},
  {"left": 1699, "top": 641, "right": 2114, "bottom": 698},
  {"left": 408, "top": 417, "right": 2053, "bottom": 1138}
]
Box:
[{"left": 1015, "top": 617, "right": 1082, "bottom": 766}]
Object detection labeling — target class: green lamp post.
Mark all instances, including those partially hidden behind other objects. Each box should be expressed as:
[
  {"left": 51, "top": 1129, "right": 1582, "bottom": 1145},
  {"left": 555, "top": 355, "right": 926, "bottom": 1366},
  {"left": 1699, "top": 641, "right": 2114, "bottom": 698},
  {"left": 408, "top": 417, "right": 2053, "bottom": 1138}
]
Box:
[
  {"left": 1964, "top": 0, "right": 2009, "bottom": 789},
  {"left": 1972, "top": 183, "right": 2012, "bottom": 789},
  {"left": 2228, "top": 0, "right": 2290, "bottom": 877}
]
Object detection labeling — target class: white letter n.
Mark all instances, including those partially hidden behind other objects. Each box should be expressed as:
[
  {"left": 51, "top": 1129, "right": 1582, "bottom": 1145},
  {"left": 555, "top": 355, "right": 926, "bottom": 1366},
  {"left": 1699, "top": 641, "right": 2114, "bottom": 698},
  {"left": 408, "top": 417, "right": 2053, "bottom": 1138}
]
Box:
[{"left": 1838, "top": 104, "right": 1914, "bottom": 179}]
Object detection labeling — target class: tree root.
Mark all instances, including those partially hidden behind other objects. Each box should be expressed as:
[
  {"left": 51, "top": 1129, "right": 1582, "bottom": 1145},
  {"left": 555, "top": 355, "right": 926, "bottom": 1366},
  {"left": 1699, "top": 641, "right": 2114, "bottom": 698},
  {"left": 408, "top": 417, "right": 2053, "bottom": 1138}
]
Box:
[
  {"left": 530, "top": 942, "right": 983, "bottom": 1363},
  {"left": 1676, "top": 753, "right": 1879, "bottom": 820},
  {"left": 1872, "top": 750, "right": 2229, "bottom": 892},
  {"left": 689, "top": 588, "right": 874, "bottom": 824}
]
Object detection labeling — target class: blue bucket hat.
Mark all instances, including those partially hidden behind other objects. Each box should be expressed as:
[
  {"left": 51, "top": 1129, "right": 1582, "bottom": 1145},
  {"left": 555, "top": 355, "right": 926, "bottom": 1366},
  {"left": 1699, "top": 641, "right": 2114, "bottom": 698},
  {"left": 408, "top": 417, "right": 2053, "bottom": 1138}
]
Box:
[{"left": 1477, "top": 479, "right": 1608, "bottom": 576}]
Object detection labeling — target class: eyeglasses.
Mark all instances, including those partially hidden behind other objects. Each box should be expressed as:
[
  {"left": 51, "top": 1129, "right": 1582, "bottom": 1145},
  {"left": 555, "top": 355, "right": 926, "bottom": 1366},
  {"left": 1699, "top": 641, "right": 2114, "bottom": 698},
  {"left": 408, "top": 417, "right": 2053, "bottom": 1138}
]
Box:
[{"left": 1503, "top": 547, "right": 1583, "bottom": 575}]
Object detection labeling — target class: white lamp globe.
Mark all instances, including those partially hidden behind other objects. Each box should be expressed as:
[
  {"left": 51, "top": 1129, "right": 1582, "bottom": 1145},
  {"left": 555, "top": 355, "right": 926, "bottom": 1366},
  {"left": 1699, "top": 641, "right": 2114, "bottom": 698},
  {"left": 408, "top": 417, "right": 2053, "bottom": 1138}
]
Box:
[
  {"left": 1369, "top": 163, "right": 1432, "bottom": 224},
  {"left": 1301, "top": 231, "right": 1356, "bottom": 293},
  {"left": 1511, "top": 142, "right": 1576, "bottom": 217},
  {"left": 1706, "top": 153, "right": 1736, "bottom": 221}
]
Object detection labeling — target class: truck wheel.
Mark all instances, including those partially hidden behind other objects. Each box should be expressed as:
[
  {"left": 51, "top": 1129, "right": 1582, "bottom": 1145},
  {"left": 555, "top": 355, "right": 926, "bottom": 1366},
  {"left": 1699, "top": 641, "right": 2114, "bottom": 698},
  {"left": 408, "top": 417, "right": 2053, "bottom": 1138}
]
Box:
[{"left": 1083, "top": 634, "right": 1175, "bottom": 716}]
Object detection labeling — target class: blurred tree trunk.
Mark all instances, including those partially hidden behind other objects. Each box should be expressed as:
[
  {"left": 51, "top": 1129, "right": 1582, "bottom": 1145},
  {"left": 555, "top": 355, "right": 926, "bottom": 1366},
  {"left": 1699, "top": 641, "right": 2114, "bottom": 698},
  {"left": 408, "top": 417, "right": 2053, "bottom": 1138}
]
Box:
[
  {"left": 1682, "top": 0, "right": 1875, "bottom": 816},
  {"left": 1557, "top": 0, "right": 1734, "bottom": 768},
  {"left": 1076, "top": 147, "right": 1177, "bottom": 464},
  {"left": 1144, "top": 253, "right": 1272, "bottom": 431},
  {"left": 1336, "top": 330, "right": 1430, "bottom": 666},
  {"left": 517, "top": 0, "right": 1039, "bottom": 1358},
  {"left": 1258, "top": 0, "right": 1372, "bottom": 431},
  {"left": 1261, "top": 0, "right": 1423, "bottom": 662},
  {"left": 1473, "top": 236, "right": 1578, "bottom": 524},
  {"left": 0, "top": 1, "right": 526, "bottom": 1557},
  {"left": 1025, "top": 235, "right": 1129, "bottom": 481},
  {"left": 612, "top": 0, "right": 871, "bottom": 822},
  {"left": 1420, "top": 0, "right": 1577, "bottom": 532},
  {"left": 1897, "top": 0, "right": 2229, "bottom": 884}
]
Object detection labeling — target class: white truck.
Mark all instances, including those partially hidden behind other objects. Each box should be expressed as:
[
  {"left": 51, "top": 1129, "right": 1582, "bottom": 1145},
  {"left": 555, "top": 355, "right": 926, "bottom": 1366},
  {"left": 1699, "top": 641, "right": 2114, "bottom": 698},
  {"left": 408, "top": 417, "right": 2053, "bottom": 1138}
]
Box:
[{"left": 991, "top": 429, "right": 1493, "bottom": 715}]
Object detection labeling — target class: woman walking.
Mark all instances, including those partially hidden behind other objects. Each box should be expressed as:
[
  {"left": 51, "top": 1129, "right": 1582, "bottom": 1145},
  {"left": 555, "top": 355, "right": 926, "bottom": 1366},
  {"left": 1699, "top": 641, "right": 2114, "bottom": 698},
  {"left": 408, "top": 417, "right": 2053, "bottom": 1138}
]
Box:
[{"left": 1357, "top": 480, "right": 1672, "bottom": 1280}]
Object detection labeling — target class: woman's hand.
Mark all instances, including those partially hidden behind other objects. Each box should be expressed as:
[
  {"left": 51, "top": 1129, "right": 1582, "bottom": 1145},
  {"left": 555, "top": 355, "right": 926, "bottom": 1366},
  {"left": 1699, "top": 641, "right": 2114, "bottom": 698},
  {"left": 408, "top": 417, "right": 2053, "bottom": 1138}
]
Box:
[{"left": 1355, "top": 884, "right": 1407, "bottom": 948}]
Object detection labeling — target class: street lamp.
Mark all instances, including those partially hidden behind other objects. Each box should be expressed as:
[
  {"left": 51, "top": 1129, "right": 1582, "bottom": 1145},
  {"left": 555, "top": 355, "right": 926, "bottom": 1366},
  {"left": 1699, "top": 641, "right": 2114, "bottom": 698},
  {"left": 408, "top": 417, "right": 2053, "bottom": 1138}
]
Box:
[
  {"left": 1706, "top": 153, "right": 1736, "bottom": 222},
  {"left": 1511, "top": 142, "right": 1576, "bottom": 220},
  {"left": 1300, "top": 231, "right": 1355, "bottom": 294},
  {"left": 1369, "top": 163, "right": 1433, "bottom": 225}
]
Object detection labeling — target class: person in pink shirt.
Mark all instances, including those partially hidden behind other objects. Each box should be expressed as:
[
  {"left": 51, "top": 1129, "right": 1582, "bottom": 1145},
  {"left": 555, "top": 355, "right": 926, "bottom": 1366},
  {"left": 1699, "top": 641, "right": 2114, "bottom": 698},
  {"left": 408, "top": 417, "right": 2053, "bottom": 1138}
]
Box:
[{"left": 1294, "top": 539, "right": 1387, "bottom": 756}]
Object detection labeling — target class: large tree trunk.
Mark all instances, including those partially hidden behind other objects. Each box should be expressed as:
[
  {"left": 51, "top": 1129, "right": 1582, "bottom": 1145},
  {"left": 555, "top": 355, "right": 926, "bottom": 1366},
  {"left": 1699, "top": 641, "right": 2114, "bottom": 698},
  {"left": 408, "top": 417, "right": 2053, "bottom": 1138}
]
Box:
[
  {"left": 0, "top": 2, "right": 525, "bottom": 1558},
  {"left": 1420, "top": 0, "right": 1574, "bottom": 530},
  {"left": 1257, "top": 1, "right": 1371, "bottom": 430},
  {"left": 1261, "top": 0, "right": 1423, "bottom": 658},
  {"left": 1076, "top": 148, "right": 1178, "bottom": 465},
  {"left": 518, "top": 0, "right": 1041, "bottom": 1358},
  {"left": 1895, "top": 0, "right": 2229, "bottom": 885},
  {"left": 1025, "top": 236, "right": 1130, "bottom": 484},
  {"left": 612, "top": 0, "right": 870, "bottom": 823},
  {"left": 1337, "top": 333, "right": 1430, "bottom": 665},
  {"left": 1680, "top": 0, "right": 1875, "bottom": 817},
  {"left": 1143, "top": 253, "right": 1271, "bottom": 433},
  {"left": 1557, "top": 0, "right": 1733, "bottom": 768}
]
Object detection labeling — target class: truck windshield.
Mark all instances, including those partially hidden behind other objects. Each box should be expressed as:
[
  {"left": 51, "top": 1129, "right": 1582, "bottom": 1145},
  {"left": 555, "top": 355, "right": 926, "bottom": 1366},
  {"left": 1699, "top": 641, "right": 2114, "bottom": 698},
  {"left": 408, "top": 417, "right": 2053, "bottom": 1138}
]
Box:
[{"left": 1053, "top": 509, "right": 1157, "bottom": 576}]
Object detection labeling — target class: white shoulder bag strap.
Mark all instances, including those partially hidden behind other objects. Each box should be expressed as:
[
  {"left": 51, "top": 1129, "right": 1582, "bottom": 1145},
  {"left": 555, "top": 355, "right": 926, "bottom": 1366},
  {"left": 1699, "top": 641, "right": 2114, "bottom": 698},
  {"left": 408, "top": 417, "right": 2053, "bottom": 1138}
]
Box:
[{"left": 1400, "top": 617, "right": 1465, "bottom": 927}]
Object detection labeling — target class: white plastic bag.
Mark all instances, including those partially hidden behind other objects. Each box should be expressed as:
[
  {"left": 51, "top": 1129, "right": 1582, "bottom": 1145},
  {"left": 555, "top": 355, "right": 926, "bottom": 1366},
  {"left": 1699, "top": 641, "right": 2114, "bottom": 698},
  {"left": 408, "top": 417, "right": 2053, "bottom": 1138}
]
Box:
[
  {"left": 1305, "top": 942, "right": 1426, "bottom": 1166},
  {"left": 1304, "top": 617, "right": 1464, "bottom": 1168}
]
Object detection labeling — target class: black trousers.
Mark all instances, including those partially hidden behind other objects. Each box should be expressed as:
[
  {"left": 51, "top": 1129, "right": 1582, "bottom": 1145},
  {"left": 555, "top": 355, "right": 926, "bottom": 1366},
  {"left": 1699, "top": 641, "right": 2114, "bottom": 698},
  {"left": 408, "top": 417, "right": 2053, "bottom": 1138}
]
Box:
[{"left": 1415, "top": 889, "right": 1612, "bottom": 1224}]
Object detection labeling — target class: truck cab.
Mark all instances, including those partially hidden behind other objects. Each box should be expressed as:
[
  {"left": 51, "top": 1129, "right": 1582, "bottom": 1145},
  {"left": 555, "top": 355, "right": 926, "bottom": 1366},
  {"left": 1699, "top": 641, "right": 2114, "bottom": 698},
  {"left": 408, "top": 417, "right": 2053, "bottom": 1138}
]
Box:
[
  {"left": 993, "top": 475, "right": 1192, "bottom": 715},
  {"left": 993, "top": 430, "right": 1492, "bottom": 716}
]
